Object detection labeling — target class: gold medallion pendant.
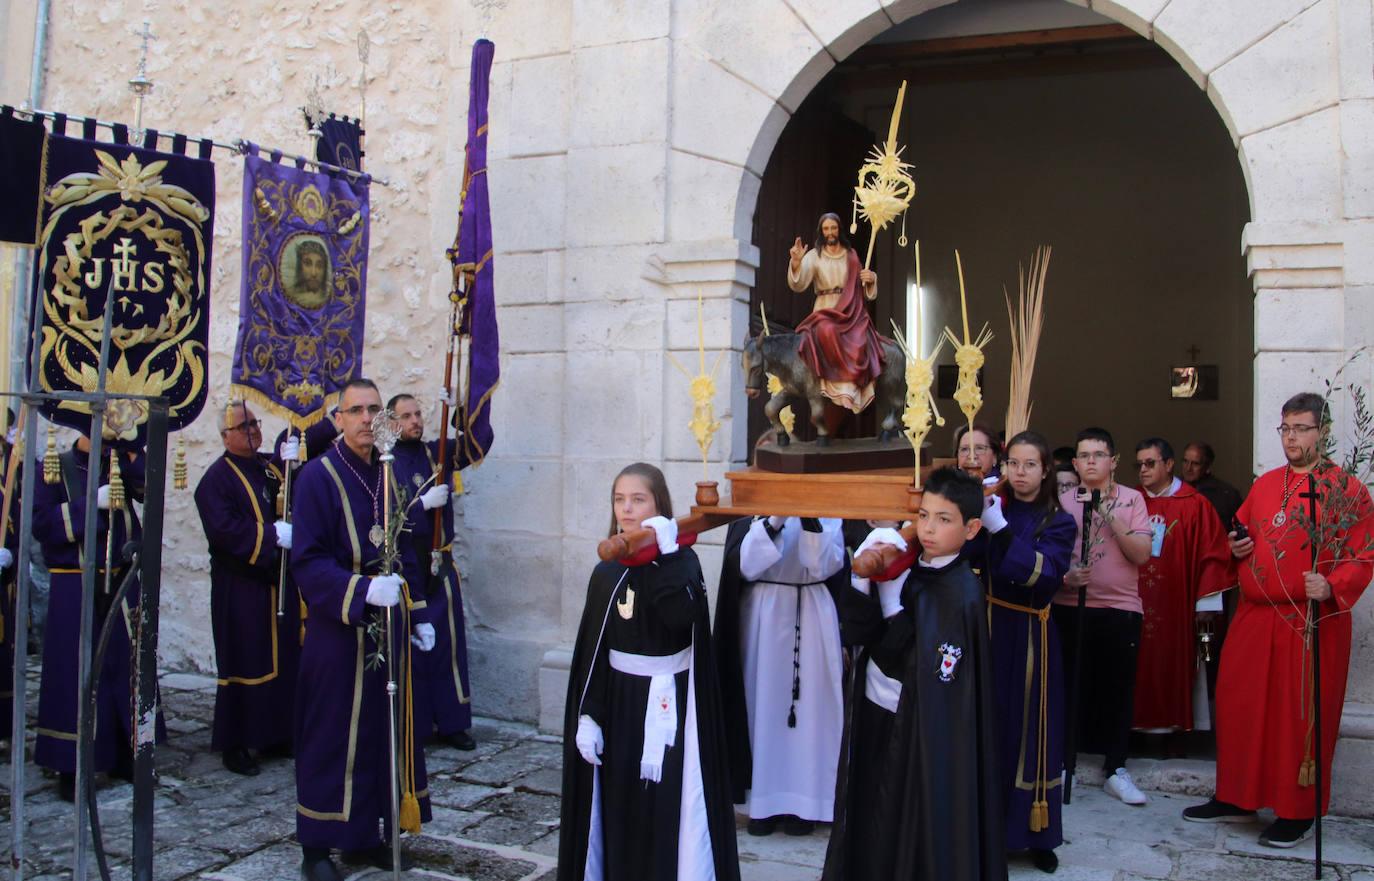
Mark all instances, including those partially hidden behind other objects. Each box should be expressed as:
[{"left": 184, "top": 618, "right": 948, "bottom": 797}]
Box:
[
  {"left": 369, "top": 524, "right": 385, "bottom": 547},
  {"left": 617, "top": 587, "right": 636, "bottom": 620}
]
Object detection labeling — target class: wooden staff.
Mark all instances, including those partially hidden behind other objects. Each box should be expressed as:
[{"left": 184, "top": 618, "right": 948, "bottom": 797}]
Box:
[{"left": 432, "top": 282, "right": 464, "bottom": 577}]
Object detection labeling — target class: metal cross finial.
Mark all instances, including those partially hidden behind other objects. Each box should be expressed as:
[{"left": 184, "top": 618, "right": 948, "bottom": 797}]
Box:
[
  {"left": 472, "top": 0, "right": 507, "bottom": 38},
  {"left": 371, "top": 408, "right": 400, "bottom": 456},
  {"left": 129, "top": 20, "right": 156, "bottom": 129}
]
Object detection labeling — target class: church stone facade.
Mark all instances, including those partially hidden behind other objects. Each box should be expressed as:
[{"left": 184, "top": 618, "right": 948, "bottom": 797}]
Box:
[{"left": 3, "top": 0, "right": 1372, "bottom": 814}]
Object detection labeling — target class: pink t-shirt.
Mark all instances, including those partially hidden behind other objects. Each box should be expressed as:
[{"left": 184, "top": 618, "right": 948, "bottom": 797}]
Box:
[{"left": 1052, "top": 484, "right": 1151, "bottom": 614}]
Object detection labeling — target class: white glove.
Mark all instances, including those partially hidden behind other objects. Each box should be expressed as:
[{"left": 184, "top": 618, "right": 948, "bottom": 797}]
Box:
[
  {"left": 766, "top": 515, "right": 787, "bottom": 531},
  {"left": 982, "top": 475, "right": 1000, "bottom": 488},
  {"left": 410, "top": 622, "right": 435, "bottom": 652},
  {"left": 856, "top": 526, "right": 907, "bottom": 557},
  {"left": 437, "top": 386, "right": 458, "bottom": 409},
  {"left": 981, "top": 493, "right": 1008, "bottom": 533},
  {"left": 365, "top": 574, "right": 403, "bottom": 607},
  {"left": 4, "top": 427, "right": 15, "bottom": 445},
  {"left": 419, "top": 484, "right": 450, "bottom": 510},
  {"left": 280, "top": 436, "right": 301, "bottom": 462},
  {"left": 642, "top": 515, "right": 679, "bottom": 554},
  {"left": 97, "top": 484, "right": 111, "bottom": 510},
  {"left": 850, "top": 574, "right": 871, "bottom": 595},
  {"left": 576, "top": 714, "right": 604, "bottom": 766},
  {"left": 0, "top": 548, "right": 12, "bottom": 570},
  {"left": 273, "top": 520, "right": 293, "bottom": 549}
]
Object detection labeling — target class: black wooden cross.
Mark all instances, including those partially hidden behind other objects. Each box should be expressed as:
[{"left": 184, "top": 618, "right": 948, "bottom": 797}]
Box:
[{"left": 1299, "top": 474, "right": 1323, "bottom": 878}]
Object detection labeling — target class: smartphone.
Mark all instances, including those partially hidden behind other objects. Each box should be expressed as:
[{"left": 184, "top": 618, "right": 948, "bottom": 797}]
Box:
[
  {"left": 1075, "top": 487, "right": 1101, "bottom": 506},
  {"left": 1229, "top": 516, "right": 1248, "bottom": 541}
]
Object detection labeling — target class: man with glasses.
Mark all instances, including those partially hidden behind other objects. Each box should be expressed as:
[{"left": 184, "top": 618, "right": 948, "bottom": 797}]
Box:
[
  {"left": 194, "top": 400, "right": 298, "bottom": 776},
  {"left": 1180, "top": 442, "right": 1244, "bottom": 528},
  {"left": 388, "top": 392, "right": 477, "bottom": 752},
  {"left": 1053, "top": 427, "right": 1153, "bottom": 805},
  {"left": 1131, "top": 438, "right": 1232, "bottom": 739},
  {"left": 1183, "top": 392, "right": 1374, "bottom": 847},
  {"left": 290, "top": 379, "right": 434, "bottom": 880}
]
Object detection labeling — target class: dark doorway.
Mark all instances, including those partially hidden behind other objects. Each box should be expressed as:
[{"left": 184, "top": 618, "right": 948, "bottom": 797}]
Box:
[{"left": 748, "top": 21, "right": 1254, "bottom": 490}]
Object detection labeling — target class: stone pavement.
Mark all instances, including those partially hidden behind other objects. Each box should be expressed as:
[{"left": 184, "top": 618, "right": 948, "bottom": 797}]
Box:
[{"left": 1, "top": 667, "right": 1371, "bottom": 880}]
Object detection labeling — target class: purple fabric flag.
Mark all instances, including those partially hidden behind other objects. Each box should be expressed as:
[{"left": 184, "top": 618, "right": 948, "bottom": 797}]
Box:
[
  {"left": 232, "top": 148, "right": 370, "bottom": 429},
  {"left": 449, "top": 38, "right": 499, "bottom": 467},
  {"left": 27, "top": 132, "right": 214, "bottom": 447}
]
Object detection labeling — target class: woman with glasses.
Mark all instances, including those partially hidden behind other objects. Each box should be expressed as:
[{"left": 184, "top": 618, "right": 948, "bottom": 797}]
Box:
[
  {"left": 954, "top": 422, "right": 1004, "bottom": 480},
  {"left": 978, "top": 430, "right": 1077, "bottom": 873}
]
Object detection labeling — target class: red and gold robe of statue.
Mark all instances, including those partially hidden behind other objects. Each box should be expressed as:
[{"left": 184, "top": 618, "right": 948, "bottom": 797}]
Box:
[
  {"left": 789, "top": 248, "right": 887, "bottom": 413},
  {"left": 1133, "top": 481, "right": 1234, "bottom": 730},
  {"left": 1215, "top": 463, "right": 1374, "bottom": 819}
]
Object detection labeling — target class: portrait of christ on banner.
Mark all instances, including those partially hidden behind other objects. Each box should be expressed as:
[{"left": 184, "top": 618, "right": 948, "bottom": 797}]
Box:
[{"left": 279, "top": 234, "right": 333, "bottom": 310}]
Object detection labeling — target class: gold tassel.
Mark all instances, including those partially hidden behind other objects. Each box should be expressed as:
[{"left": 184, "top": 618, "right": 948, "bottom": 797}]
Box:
[
  {"left": 451, "top": 470, "right": 463, "bottom": 495},
  {"left": 173, "top": 435, "right": 187, "bottom": 490},
  {"left": 108, "top": 452, "right": 124, "bottom": 509},
  {"left": 398, "top": 579, "right": 423, "bottom": 834},
  {"left": 43, "top": 425, "right": 60, "bottom": 485},
  {"left": 1298, "top": 757, "right": 1315, "bottom": 787},
  {"left": 1029, "top": 801, "right": 1047, "bottom": 832}
]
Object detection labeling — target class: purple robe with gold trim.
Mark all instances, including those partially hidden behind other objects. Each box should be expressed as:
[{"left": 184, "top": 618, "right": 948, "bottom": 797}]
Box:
[
  {"left": 194, "top": 450, "right": 300, "bottom": 752},
  {"left": 392, "top": 438, "right": 473, "bottom": 737},
  {"left": 290, "top": 440, "right": 431, "bottom": 849},
  {"left": 32, "top": 443, "right": 165, "bottom": 772}
]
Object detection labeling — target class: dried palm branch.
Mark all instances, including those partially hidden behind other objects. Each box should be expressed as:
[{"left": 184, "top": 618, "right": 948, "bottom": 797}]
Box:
[{"left": 1005, "top": 245, "right": 1052, "bottom": 438}]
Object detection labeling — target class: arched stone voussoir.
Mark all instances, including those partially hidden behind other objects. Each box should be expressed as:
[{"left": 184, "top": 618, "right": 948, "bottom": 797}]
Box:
[{"left": 1153, "top": 0, "right": 1316, "bottom": 90}]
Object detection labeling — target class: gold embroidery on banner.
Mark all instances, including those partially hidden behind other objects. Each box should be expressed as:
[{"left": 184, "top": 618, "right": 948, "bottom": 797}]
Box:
[
  {"left": 36, "top": 151, "right": 209, "bottom": 432},
  {"left": 231, "top": 169, "right": 365, "bottom": 430}
]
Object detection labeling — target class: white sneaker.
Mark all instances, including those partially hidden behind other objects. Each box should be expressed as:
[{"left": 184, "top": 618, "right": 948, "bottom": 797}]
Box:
[{"left": 1105, "top": 767, "right": 1147, "bottom": 805}]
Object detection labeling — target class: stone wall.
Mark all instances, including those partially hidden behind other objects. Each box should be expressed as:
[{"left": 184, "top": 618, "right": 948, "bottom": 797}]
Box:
[{"left": 7, "top": 0, "right": 1374, "bottom": 811}]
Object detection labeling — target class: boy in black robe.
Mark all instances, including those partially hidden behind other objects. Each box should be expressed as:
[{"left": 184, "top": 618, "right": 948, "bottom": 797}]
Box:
[{"left": 824, "top": 467, "right": 1007, "bottom": 881}]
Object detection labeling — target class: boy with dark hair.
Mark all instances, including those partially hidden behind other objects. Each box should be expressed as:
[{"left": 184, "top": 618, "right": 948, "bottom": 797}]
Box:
[{"left": 823, "top": 467, "right": 1007, "bottom": 881}]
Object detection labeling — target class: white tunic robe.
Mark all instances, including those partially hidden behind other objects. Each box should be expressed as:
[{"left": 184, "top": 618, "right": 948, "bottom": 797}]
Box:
[{"left": 738, "top": 517, "right": 846, "bottom": 821}]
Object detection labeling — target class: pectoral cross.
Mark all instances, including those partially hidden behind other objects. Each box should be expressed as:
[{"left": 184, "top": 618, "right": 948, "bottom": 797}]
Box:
[{"left": 1185, "top": 344, "right": 1200, "bottom": 362}]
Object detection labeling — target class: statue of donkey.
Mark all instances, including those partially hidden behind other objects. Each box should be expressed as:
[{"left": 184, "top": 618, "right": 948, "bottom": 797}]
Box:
[{"left": 741, "top": 332, "right": 906, "bottom": 446}]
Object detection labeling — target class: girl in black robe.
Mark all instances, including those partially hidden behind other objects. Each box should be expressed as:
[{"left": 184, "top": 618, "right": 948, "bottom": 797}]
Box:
[{"left": 557, "top": 463, "right": 740, "bottom": 881}]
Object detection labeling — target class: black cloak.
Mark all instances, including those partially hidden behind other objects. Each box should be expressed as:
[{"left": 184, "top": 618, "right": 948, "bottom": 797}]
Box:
[
  {"left": 557, "top": 549, "right": 741, "bottom": 881},
  {"left": 823, "top": 554, "right": 1008, "bottom": 881}
]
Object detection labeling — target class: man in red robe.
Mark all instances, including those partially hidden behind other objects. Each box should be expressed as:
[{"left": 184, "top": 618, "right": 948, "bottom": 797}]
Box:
[
  {"left": 786, "top": 213, "right": 887, "bottom": 414},
  {"left": 1132, "top": 438, "right": 1233, "bottom": 732},
  {"left": 1183, "top": 392, "right": 1374, "bottom": 848}
]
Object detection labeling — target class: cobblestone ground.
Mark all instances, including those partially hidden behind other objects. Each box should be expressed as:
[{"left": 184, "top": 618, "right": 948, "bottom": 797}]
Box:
[{"left": 2, "top": 662, "right": 1373, "bottom": 880}]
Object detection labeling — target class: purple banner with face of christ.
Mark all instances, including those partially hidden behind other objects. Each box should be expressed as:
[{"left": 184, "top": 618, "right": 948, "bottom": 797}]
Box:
[{"left": 232, "top": 148, "right": 369, "bottom": 429}]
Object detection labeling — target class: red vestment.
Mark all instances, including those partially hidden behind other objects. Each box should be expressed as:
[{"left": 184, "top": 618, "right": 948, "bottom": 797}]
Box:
[
  {"left": 794, "top": 249, "right": 886, "bottom": 394},
  {"left": 1215, "top": 463, "right": 1374, "bottom": 818},
  {"left": 1133, "top": 481, "right": 1234, "bottom": 730}
]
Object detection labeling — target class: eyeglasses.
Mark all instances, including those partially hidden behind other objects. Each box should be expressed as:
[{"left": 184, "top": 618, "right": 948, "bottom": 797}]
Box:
[
  {"left": 1136, "top": 458, "right": 1161, "bottom": 469},
  {"left": 222, "top": 419, "right": 261, "bottom": 434},
  {"left": 959, "top": 444, "right": 992, "bottom": 456},
  {"left": 340, "top": 404, "right": 383, "bottom": 417},
  {"left": 1004, "top": 458, "right": 1040, "bottom": 472},
  {"left": 1076, "top": 451, "right": 1112, "bottom": 461},
  {"left": 1276, "top": 424, "right": 1318, "bottom": 437}
]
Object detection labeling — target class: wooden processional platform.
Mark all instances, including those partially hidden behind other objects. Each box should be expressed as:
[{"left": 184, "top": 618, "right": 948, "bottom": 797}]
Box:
[{"left": 598, "top": 440, "right": 949, "bottom": 561}]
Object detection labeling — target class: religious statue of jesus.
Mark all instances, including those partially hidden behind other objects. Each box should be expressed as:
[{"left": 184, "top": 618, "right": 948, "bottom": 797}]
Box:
[{"left": 786, "top": 212, "right": 888, "bottom": 414}]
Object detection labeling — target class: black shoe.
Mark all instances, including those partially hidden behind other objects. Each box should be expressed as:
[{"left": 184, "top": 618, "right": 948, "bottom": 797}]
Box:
[
  {"left": 58, "top": 772, "right": 75, "bottom": 803},
  {"left": 342, "top": 844, "right": 414, "bottom": 871},
  {"left": 222, "top": 747, "right": 261, "bottom": 777},
  {"left": 1031, "top": 848, "right": 1059, "bottom": 874},
  {"left": 782, "top": 815, "right": 814, "bottom": 836},
  {"left": 1182, "top": 797, "right": 1255, "bottom": 823},
  {"left": 746, "top": 817, "right": 777, "bottom": 836},
  {"left": 262, "top": 740, "right": 295, "bottom": 760},
  {"left": 1259, "top": 817, "right": 1314, "bottom": 848},
  {"left": 439, "top": 729, "right": 477, "bottom": 751},
  {"left": 300, "top": 854, "right": 344, "bottom": 881}
]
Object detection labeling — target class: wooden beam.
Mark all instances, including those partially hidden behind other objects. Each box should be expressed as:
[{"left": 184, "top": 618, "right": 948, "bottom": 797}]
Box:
[{"left": 848, "top": 23, "right": 1141, "bottom": 66}]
